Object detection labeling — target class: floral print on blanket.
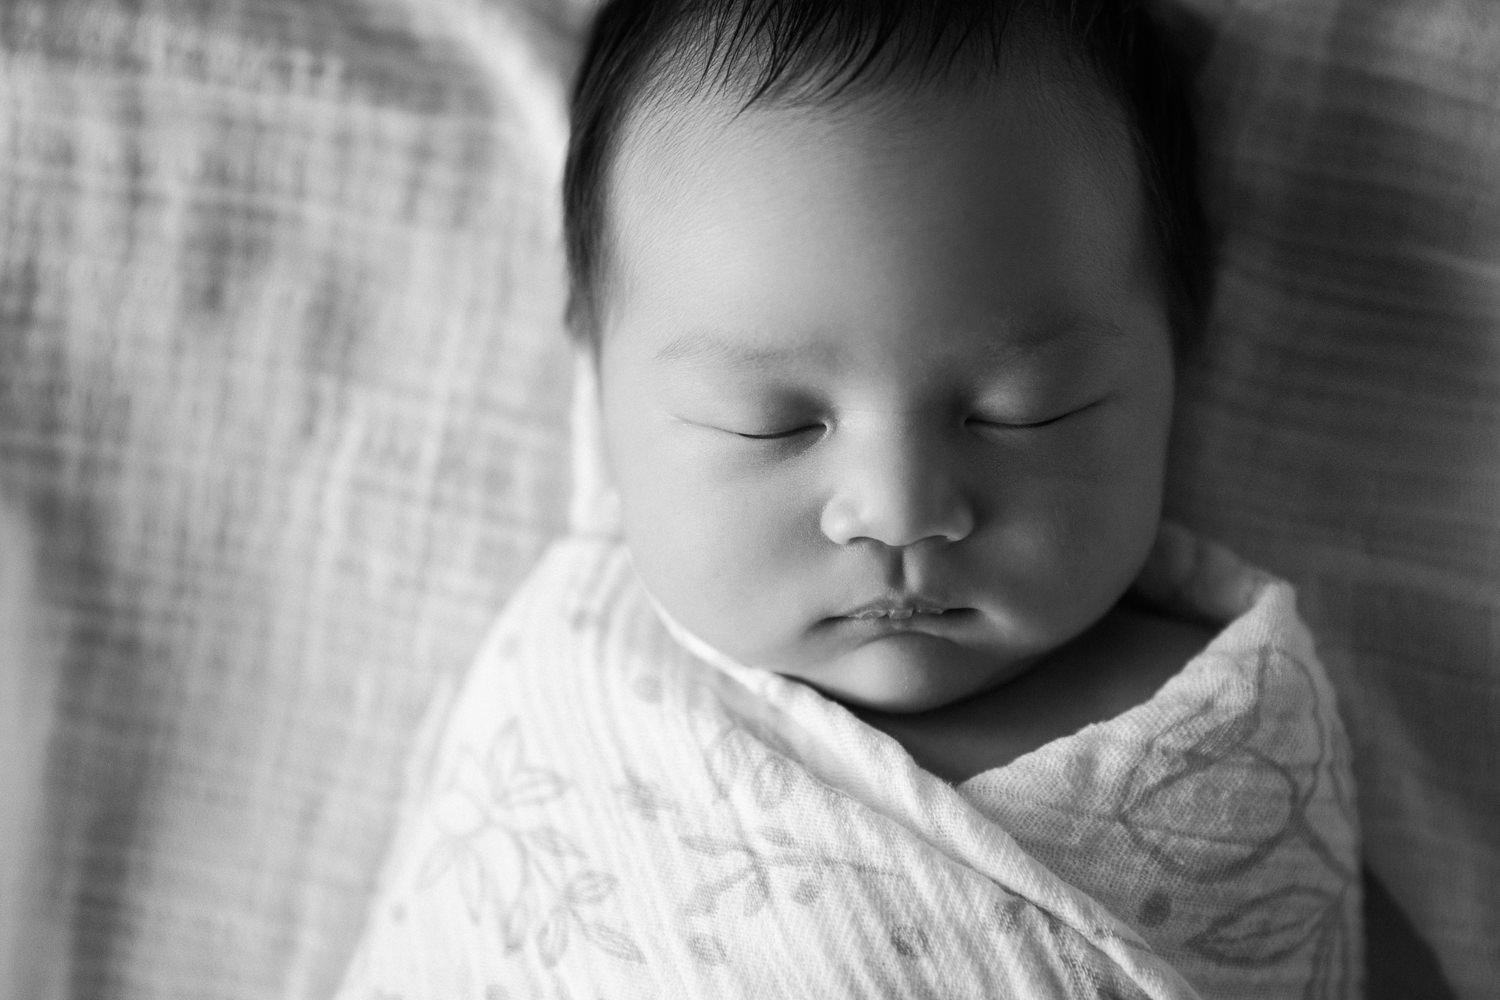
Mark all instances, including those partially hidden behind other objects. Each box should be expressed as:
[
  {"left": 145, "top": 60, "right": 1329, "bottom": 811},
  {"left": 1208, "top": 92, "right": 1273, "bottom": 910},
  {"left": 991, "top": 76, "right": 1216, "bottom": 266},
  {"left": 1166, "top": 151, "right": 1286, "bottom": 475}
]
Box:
[
  {"left": 614, "top": 726, "right": 914, "bottom": 969},
  {"left": 966, "top": 629, "right": 1360, "bottom": 1000},
  {"left": 337, "top": 537, "right": 1359, "bottom": 1000},
  {"left": 414, "top": 718, "right": 644, "bottom": 968},
  {"left": 1116, "top": 646, "right": 1357, "bottom": 998}
]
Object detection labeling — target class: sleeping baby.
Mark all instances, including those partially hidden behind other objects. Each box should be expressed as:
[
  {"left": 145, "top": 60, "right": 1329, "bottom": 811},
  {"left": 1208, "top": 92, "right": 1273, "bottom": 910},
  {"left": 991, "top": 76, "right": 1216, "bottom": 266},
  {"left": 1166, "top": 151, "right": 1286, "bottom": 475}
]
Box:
[{"left": 338, "top": 0, "right": 1361, "bottom": 996}]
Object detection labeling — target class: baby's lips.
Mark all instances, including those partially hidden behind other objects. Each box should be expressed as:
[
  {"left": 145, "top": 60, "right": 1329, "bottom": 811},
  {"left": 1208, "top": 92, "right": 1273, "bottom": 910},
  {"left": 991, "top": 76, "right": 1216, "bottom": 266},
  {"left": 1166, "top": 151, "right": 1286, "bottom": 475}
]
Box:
[
  {"left": 838, "top": 590, "right": 962, "bottom": 620},
  {"left": 846, "top": 604, "right": 950, "bottom": 621}
]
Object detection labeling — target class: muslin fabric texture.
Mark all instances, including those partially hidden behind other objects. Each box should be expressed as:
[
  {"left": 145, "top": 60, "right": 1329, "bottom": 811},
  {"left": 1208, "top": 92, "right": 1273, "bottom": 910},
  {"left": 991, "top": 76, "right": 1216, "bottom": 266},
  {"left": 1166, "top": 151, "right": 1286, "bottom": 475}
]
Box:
[
  {"left": 0, "top": 3, "right": 580, "bottom": 997},
  {"left": 336, "top": 526, "right": 1359, "bottom": 999},
  {"left": 0, "top": 0, "right": 1494, "bottom": 997}
]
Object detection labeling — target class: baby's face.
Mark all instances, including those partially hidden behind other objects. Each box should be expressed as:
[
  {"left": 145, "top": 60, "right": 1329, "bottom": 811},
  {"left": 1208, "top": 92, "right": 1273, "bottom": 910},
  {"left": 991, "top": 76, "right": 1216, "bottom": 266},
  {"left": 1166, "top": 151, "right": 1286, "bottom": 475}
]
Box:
[{"left": 598, "top": 78, "right": 1175, "bottom": 713}]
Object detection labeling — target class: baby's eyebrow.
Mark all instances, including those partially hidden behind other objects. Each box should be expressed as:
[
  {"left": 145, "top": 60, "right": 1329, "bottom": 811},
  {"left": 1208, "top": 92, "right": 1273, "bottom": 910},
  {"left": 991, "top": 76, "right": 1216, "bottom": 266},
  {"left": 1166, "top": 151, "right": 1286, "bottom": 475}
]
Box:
[
  {"left": 650, "top": 313, "right": 1130, "bottom": 372},
  {"left": 651, "top": 329, "right": 822, "bottom": 372},
  {"left": 962, "top": 313, "right": 1134, "bottom": 370}
]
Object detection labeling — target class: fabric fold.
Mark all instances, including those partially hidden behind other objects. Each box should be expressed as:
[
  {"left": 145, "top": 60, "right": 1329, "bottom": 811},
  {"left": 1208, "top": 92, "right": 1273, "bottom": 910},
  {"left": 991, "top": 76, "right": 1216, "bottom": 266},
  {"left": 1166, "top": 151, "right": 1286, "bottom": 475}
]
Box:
[{"left": 337, "top": 527, "right": 1359, "bottom": 999}]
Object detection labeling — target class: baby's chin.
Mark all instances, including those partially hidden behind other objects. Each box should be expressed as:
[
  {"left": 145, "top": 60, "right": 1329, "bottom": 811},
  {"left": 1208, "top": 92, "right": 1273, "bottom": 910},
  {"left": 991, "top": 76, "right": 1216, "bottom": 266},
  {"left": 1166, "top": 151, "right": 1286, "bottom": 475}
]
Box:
[{"left": 766, "top": 633, "right": 1043, "bottom": 715}]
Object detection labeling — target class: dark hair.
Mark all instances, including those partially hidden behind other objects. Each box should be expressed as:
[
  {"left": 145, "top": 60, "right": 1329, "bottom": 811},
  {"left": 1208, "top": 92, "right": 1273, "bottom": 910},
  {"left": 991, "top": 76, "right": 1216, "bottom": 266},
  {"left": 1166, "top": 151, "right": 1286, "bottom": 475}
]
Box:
[{"left": 563, "top": 0, "right": 1209, "bottom": 354}]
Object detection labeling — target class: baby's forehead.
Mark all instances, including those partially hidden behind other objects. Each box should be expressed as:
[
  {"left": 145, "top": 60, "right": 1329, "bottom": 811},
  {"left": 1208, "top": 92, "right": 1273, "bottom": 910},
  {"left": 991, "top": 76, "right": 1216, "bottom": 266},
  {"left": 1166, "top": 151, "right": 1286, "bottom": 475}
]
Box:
[
  {"left": 601, "top": 75, "right": 1159, "bottom": 358},
  {"left": 607, "top": 73, "right": 1137, "bottom": 268},
  {"left": 566, "top": 2, "right": 1203, "bottom": 355}
]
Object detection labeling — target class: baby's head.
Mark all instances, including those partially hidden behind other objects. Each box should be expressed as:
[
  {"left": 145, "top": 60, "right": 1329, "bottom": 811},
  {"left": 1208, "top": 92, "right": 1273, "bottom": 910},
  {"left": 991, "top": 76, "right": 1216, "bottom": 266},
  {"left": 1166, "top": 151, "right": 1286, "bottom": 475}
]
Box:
[{"left": 564, "top": 0, "right": 1208, "bottom": 712}]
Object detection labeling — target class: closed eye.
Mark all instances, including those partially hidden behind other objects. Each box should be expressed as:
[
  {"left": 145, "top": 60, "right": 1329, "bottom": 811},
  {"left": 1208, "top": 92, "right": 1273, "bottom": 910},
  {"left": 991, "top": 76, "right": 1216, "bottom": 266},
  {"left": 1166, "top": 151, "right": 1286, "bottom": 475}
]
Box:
[
  {"left": 969, "top": 402, "right": 1097, "bottom": 430},
  {"left": 733, "top": 424, "right": 823, "bottom": 441},
  {"left": 971, "top": 415, "right": 1067, "bottom": 430}
]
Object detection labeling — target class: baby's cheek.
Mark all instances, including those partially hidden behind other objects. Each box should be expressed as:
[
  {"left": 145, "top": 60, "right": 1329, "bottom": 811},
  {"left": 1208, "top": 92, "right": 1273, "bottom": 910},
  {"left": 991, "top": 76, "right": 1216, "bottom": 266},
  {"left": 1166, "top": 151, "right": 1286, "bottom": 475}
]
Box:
[{"left": 635, "top": 486, "right": 814, "bottom": 659}]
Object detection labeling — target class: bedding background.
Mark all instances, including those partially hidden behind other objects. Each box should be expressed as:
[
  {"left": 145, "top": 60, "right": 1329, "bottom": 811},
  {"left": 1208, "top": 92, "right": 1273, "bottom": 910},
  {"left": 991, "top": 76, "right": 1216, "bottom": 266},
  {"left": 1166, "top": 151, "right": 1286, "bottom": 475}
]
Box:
[
  {"left": 1164, "top": 3, "right": 1500, "bottom": 995},
  {"left": 0, "top": 0, "right": 1494, "bottom": 998}
]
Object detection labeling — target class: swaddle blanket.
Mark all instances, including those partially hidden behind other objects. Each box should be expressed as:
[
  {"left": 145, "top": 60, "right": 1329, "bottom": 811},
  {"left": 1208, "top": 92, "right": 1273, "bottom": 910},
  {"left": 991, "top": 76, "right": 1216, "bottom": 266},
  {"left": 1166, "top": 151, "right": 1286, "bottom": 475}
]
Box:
[{"left": 337, "top": 524, "right": 1360, "bottom": 999}]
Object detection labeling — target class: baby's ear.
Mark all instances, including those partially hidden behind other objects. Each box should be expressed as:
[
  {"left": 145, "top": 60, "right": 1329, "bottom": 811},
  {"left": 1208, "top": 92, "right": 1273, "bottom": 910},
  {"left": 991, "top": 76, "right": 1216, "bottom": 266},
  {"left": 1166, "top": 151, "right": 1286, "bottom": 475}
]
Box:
[{"left": 568, "top": 348, "right": 624, "bottom": 537}]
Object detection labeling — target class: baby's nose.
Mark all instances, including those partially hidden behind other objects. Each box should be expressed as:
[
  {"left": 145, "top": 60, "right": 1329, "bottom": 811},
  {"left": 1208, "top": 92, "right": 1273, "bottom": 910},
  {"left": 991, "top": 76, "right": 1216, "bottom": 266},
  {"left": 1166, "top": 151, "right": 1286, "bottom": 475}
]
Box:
[{"left": 819, "top": 425, "right": 974, "bottom": 548}]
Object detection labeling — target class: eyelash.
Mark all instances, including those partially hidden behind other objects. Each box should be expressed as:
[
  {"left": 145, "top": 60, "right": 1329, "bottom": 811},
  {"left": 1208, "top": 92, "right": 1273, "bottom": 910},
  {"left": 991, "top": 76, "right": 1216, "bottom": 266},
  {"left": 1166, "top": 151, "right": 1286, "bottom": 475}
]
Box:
[
  {"left": 969, "top": 412, "right": 1072, "bottom": 431},
  {"left": 729, "top": 410, "right": 1079, "bottom": 441},
  {"left": 977, "top": 399, "right": 1105, "bottom": 430},
  {"left": 733, "top": 425, "right": 823, "bottom": 441},
  {"left": 721, "top": 396, "right": 1104, "bottom": 445}
]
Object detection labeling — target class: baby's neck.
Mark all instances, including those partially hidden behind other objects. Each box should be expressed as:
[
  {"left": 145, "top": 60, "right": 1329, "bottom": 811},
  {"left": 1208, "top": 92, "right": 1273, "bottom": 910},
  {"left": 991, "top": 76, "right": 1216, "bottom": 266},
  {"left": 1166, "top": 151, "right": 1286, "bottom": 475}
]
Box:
[{"left": 851, "top": 601, "right": 1215, "bottom": 784}]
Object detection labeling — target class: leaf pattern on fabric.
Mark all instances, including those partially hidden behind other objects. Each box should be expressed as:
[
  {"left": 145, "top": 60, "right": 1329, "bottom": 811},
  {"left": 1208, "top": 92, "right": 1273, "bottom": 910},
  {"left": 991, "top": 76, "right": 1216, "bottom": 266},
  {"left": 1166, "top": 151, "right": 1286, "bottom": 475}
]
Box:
[
  {"left": 679, "top": 830, "right": 900, "bottom": 919},
  {"left": 992, "top": 897, "right": 1157, "bottom": 1000},
  {"left": 526, "top": 826, "right": 583, "bottom": 860},
  {"left": 612, "top": 726, "right": 917, "bottom": 969},
  {"left": 701, "top": 722, "right": 803, "bottom": 802},
  {"left": 1186, "top": 885, "right": 1338, "bottom": 964},
  {"left": 616, "top": 768, "right": 681, "bottom": 824},
  {"left": 410, "top": 717, "right": 645, "bottom": 968},
  {"left": 1118, "top": 651, "right": 1296, "bottom": 882},
  {"left": 565, "top": 871, "right": 618, "bottom": 905},
  {"left": 890, "top": 924, "right": 932, "bottom": 960},
  {"left": 676, "top": 795, "right": 910, "bottom": 962},
  {"left": 346, "top": 539, "right": 1359, "bottom": 998},
  {"left": 687, "top": 932, "right": 728, "bottom": 966},
  {"left": 536, "top": 911, "right": 569, "bottom": 968},
  {"left": 1106, "top": 644, "right": 1357, "bottom": 996},
  {"left": 582, "top": 921, "right": 646, "bottom": 963},
  {"left": 1119, "top": 647, "right": 1351, "bottom": 879}
]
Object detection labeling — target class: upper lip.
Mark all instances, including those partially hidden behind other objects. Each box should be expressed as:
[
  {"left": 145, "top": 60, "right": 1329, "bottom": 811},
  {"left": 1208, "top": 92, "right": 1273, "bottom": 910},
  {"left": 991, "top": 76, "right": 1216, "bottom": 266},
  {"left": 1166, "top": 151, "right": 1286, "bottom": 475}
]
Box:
[{"left": 841, "top": 596, "right": 955, "bottom": 620}]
